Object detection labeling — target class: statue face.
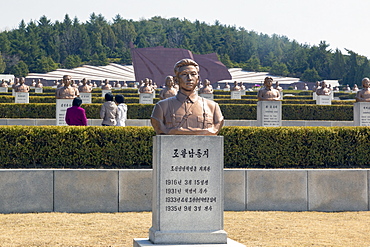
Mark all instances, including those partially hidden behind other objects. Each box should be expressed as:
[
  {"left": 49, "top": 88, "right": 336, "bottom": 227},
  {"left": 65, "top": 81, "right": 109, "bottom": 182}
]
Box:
[
  {"left": 177, "top": 65, "right": 199, "bottom": 92},
  {"left": 62, "top": 75, "right": 71, "bottom": 86},
  {"left": 363, "top": 79, "right": 370, "bottom": 88},
  {"left": 264, "top": 78, "right": 273, "bottom": 88},
  {"left": 165, "top": 77, "right": 173, "bottom": 87}
]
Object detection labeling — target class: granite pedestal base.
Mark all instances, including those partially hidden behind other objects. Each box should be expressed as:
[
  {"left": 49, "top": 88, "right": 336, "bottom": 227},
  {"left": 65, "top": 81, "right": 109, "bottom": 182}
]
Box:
[
  {"left": 149, "top": 135, "right": 227, "bottom": 245},
  {"left": 133, "top": 238, "right": 245, "bottom": 247},
  {"left": 354, "top": 102, "right": 370, "bottom": 126},
  {"left": 140, "top": 93, "right": 154, "bottom": 104},
  {"left": 257, "top": 101, "right": 282, "bottom": 127}
]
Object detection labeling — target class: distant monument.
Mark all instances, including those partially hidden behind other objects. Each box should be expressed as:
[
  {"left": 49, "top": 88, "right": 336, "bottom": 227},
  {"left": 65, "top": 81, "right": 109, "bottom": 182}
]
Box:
[
  {"left": 230, "top": 81, "right": 242, "bottom": 99},
  {"left": 101, "top": 79, "right": 112, "bottom": 90},
  {"left": 55, "top": 75, "right": 79, "bottom": 99},
  {"left": 55, "top": 75, "right": 79, "bottom": 126},
  {"left": 35, "top": 79, "right": 43, "bottom": 93},
  {"left": 78, "top": 78, "right": 93, "bottom": 93},
  {"left": 257, "top": 77, "right": 282, "bottom": 127},
  {"left": 139, "top": 78, "right": 155, "bottom": 104},
  {"left": 14, "top": 77, "right": 30, "bottom": 93},
  {"left": 78, "top": 78, "right": 93, "bottom": 104},
  {"left": 316, "top": 81, "right": 331, "bottom": 96},
  {"left": 355, "top": 78, "right": 370, "bottom": 102},
  {"left": 354, "top": 77, "right": 370, "bottom": 126},
  {"left": 199, "top": 79, "right": 214, "bottom": 100},
  {"left": 257, "top": 77, "right": 281, "bottom": 101},
  {"left": 0, "top": 79, "right": 8, "bottom": 92},
  {"left": 316, "top": 80, "right": 332, "bottom": 105},
  {"left": 14, "top": 77, "right": 30, "bottom": 103},
  {"left": 223, "top": 82, "right": 230, "bottom": 91},
  {"left": 159, "top": 76, "right": 177, "bottom": 100}
]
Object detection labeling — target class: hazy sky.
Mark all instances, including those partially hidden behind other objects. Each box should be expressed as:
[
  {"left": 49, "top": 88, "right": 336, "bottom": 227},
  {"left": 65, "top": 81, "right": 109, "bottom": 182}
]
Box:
[{"left": 2, "top": 0, "right": 370, "bottom": 57}]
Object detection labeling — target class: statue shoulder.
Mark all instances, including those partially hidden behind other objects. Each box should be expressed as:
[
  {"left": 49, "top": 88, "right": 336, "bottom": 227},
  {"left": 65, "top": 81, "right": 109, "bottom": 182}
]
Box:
[{"left": 201, "top": 96, "right": 219, "bottom": 109}]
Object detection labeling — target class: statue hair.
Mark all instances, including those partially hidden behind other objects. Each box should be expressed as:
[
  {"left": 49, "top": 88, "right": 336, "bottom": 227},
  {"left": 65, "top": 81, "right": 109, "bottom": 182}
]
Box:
[{"left": 174, "top": 59, "right": 199, "bottom": 75}]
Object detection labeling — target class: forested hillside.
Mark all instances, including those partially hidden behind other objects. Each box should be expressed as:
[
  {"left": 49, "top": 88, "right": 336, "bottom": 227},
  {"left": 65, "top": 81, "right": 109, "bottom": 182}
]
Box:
[{"left": 0, "top": 14, "right": 369, "bottom": 86}]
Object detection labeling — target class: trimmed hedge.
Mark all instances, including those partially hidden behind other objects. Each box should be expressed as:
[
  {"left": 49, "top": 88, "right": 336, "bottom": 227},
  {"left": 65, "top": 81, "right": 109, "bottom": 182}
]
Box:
[
  {"left": 0, "top": 103, "right": 354, "bottom": 120},
  {"left": 221, "top": 126, "right": 370, "bottom": 168},
  {"left": 1, "top": 126, "right": 370, "bottom": 169},
  {"left": 0, "top": 95, "right": 356, "bottom": 106},
  {"left": 0, "top": 126, "right": 154, "bottom": 169}
]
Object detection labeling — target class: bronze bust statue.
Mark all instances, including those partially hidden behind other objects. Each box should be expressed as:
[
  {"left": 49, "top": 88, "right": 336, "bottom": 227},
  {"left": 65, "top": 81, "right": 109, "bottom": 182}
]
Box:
[
  {"left": 159, "top": 76, "right": 177, "bottom": 100},
  {"left": 0, "top": 79, "right": 8, "bottom": 87},
  {"left": 356, "top": 78, "right": 370, "bottom": 102},
  {"left": 257, "top": 77, "right": 281, "bottom": 101},
  {"left": 316, "top": 81, "right": 331, "bottom": 95},
  {"left": 78, "top": 78, "right": 92, "bottom": 93},
  {"left": 231, "top": 81, "right": 241, "bottom": 91},
  {"left": 199, "top": 79, "right": 213, "bottom": 94},
  {"left": 55, "top": 75, "right": 79, "bottom": 99},
  {"left": 139, "top": 78, "right": 154, "bottom": 94},
  {"left": 151, "top": 59, "right": 224, "bottom": 135},
  {"left": 14, "top": 77, "right": 30, "bottom": 92},
  {"left": 36, "top": 79, "right": 43, "bottom": 88},
  {"left": 101, "top": 79, "right": 112, "bottom": 90}
]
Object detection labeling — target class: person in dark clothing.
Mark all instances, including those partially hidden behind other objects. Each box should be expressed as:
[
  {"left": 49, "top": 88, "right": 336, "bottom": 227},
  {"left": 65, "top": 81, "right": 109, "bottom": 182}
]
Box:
[{"left": 65, "top": 97, "right": 88, "bottom": 126}]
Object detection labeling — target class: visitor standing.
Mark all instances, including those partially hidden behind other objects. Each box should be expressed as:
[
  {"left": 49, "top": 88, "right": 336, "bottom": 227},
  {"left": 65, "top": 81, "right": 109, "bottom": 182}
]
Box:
[
  {"left": 115, "top": 94, "right": 128, "bottom": 127},
  {"left": 65, "top": 97, "right": 87, "bottom": 126},
  {"left": 100, "top": 93, "right": 118, "bottom": 126}
]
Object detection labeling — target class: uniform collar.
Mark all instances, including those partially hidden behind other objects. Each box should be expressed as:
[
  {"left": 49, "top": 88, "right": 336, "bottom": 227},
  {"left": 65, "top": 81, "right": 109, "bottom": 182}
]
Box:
[{"left": 176, "top": 90, "right": 199, "bottom": 103}]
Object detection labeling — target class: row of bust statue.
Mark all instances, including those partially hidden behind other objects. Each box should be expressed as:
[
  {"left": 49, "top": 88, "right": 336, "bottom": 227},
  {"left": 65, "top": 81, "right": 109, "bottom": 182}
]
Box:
[
  {"left": 0, "top": 77, "right": 41, "bottom": 92},
  {"left": 312, "top": 81, "right": 332, "bottom": 95}
]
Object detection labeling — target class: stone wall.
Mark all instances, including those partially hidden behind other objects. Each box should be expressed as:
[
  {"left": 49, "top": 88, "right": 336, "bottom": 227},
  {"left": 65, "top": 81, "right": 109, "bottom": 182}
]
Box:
[{"left": 0, "top": 169, "right": 368, "bottom": 213}]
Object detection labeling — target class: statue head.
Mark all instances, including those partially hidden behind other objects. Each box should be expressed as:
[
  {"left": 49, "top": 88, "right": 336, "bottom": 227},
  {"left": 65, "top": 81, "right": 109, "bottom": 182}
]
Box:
[
  {"left": 321, "top": 80, "right": 327, "bottom": 88},
  {"left": 203, "top": 79, "right": 210, "bottom": 86},
  {"left": 264, "top": 77, "right": 273, "bottom": 88},
  {"left": 62, "top": 75, "right": 72, "bottom": 86},
  {"left": 20, "top": 77, "right": 25, "bottom": 85},
  {"left": 173, "top": 59, "right": 200, "bottom": 92},
  {"left": 362, "top": 77, "right": 370, "bottom": 88},
  {"left": 165, "top": 76, "right": 174, "bottom": 87}
]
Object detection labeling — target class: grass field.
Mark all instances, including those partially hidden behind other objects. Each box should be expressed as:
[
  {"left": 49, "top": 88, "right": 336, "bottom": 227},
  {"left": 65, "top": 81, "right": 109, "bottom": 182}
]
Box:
[{"left": 1, "top": 211, "right": 370, "bottom": 246}]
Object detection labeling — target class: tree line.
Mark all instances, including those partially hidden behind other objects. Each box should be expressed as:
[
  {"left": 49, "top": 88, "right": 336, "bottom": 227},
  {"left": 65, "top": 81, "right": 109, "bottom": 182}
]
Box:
[{"left": 0, "top": 14, "right": 369, "bottom": 86}]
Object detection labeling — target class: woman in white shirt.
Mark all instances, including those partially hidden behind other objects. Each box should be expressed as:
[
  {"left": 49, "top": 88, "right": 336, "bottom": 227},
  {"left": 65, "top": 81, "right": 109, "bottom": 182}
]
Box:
[{"left": 115, "top": 94, "right": 128, "bottom": 127}]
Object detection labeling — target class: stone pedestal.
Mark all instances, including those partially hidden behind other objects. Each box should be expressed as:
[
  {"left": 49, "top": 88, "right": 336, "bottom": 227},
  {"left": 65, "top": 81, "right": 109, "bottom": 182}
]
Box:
[
  {"left": 80, "top": 93, "right": 92, "bottom": 104},
  {"left": 0, "top": 87, "right": 8, "bottom": 92},
  {"left": 56, "top": 99, "right": 73, "bottom": 126},
  {"left": 133, "top": 238, "right": 245, "bottom": 247},
  {"left": 15, "top": 92, "right": 29, "bottom": 103},
  {"left": 353, "top": 102, "right": 370, "bottom": 126},
  {"left": 149, "top": 135, "right": 227, "bottom": 245},
  {"left": 223, "top": 88, "right": 230, "bottom": 92},
  {"left": 230, "top": 91, "right": 241, "bottom": 99},
  {"left": 12, "top": 89, "right": 15, "bottom": 96},
  {"left": 316, "top": 95, "right": 331, "bottom": 105},
  {"left": 102, "top": 90, "right": 112, "bottom": 98},
  {"left": 312, "top": 92, "right": 317, "bottom": 100},
  {"left": 140, "top": 93, "right": 154, "bottom": 104},
  {"left": 200, "top": 94, "right": 214, "bottom": 100},
  {"left": 35, "top": 88, "right": 43, "bottom": 93},
  {"left": 279, "top": 91, "right": 284, "bottom": 100},
  {"left": 257, "top": 101, "right": 282, "bottom": 127}
]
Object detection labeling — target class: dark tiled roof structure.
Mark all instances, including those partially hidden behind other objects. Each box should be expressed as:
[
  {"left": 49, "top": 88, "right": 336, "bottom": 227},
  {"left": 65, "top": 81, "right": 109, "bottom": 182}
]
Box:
[{"left": 131, "top": 46, "right": 232, "bottom": 87}]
